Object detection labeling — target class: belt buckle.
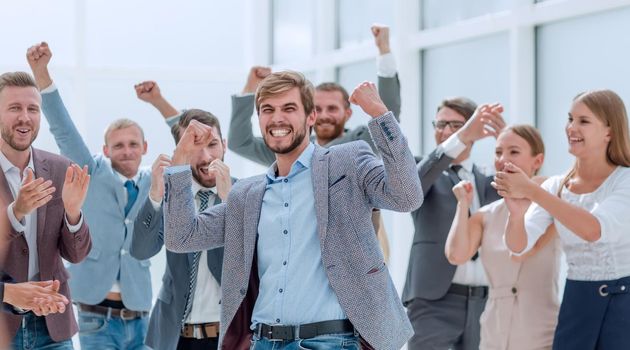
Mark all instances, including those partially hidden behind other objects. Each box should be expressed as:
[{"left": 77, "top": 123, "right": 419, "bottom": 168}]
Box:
[
  {"left": 268, "top": 325, "right": 293, "bottom": 341},
  {"left": 119, "top": 308, "right": 135, "bottom": 320},
  {"left": 193, "top": 325, "right": 203, "bottom": 339}
]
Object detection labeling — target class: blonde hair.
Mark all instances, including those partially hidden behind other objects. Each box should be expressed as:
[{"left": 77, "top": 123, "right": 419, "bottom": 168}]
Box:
[
  {"left": 0, "top": 72, "right": 37, "bottom": 94},
  {"left": 103, "top": 118, "right": 145, "bottom": 145},
  {"left": 558, "top": 89, "right": 630, "bottom": 195},
  {"left": 255, "top": 70, "right": 315, "bottom": 116}
]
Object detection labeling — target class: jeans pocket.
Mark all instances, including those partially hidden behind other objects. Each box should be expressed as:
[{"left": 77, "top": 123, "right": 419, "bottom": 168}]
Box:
[
  {"left": 298, "top": 334, "right": 357, "bottom": 350},
  {"left": 78, "top": 313, "right": 108, "bottom": 334}
]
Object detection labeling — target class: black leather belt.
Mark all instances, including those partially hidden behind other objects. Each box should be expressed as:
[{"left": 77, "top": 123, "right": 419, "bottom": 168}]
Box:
[
  {"left": 448, "top": 283, "right": 488, "bottom": 298},
  {"left": 77, "top": 303, "right": 149, "bottom": 320},
  {"left": 254, "top": 319, "right": 355, "bottom": 341}
]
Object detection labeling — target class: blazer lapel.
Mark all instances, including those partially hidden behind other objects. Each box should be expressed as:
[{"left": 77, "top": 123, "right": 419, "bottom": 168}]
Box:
[
  {"left": 243, "top": 180, "right": 266, "bottom": 269},
  {"left": 206, "top": 193, "right": 224, "bottom": 284},
  {"left": 446, "top": 167, "right": 461, "bottom": 186},
  {"left": 32, "top": 150, "right": 49, "bottom": 245},
  {"left": 312, "top": 146, "right": 329, "bottom": 243}
]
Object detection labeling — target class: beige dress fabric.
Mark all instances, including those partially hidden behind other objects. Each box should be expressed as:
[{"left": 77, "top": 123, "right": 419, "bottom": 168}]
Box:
[{"left": 478, "top": 199, "right": 561, "bottom": 350}]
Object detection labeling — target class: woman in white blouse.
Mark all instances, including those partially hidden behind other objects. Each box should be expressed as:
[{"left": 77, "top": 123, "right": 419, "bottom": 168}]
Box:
[{"left": 493, "top": 89, "right": 630, "bottom": 349}]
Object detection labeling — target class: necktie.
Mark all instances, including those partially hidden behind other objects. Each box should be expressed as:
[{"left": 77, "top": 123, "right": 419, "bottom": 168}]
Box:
[
  {"left": 124, "top": 180, "right": 138, "bottom": 216},
  {"left": 451, "top": 165, "right": 479, "bottom": 261},
  {"left": 181, "top": 190, "right": 213, "bottom": 326}
]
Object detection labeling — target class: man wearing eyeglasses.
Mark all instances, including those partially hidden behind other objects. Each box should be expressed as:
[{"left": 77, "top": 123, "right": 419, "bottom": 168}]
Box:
[{"left": 402, "top": 98, "right": 505, "bottom": 350}]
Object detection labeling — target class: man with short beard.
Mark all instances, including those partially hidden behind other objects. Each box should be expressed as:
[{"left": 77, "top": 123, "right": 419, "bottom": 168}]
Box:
[
  {"left": 0, "top": 71, "right": 91, "bottom": 349},
  {"left": 130, "top": 109, "right": 234, "bottom": 350},
  {"left": 160, "top": 71, "right": 422, "bottom": 350},
  {"left": 27, "top": 42, "right": 153, "bottom": 349}
]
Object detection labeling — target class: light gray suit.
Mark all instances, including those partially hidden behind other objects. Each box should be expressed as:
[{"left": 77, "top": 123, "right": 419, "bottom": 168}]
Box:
[
  {"left": 162, "top": 112, "right": 422, "bottom": 350},
  {"left": 227, "top": 75, "right": 401, "bottom": 166},
  {"left": 402, "top": 148, "right": 500, "bottom": 349}
]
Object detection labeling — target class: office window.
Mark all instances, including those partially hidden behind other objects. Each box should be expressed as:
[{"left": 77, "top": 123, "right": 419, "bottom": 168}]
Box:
[
  {"left": 272, "top": 0, "right": 315, "bottom": 64},
  {"left": 422, "top": 33, "right": 510, "bottom": 168},
  {"left": 337, "top": 0, "right": 395, "bottom": 48},
  {"left": 421, "top": 0, "right": 512, "bottom": 29},
  {"left": 536, "top": 7, "right": 630, "bottom": 175},
  {"left": 336, "top": 60, "right": 379, "bottom": 130}
]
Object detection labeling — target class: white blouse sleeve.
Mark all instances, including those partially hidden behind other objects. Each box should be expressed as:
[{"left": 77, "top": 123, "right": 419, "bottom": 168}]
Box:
[
  {"left": 591, "top": 168, "right": 630, "bottom": 243},
  {"left": 514, "top": 177, "right": 558, "bottom": 255}
]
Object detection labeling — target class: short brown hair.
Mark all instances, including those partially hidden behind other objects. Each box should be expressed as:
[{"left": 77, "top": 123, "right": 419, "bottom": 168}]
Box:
[
  {"left": 0, "top": 72, "right": 37, "bottom": 95},
  {"left": 437, "top": 97, "right": 477, "bottom": 121},
  {"left": 255, "top": 70, "right": 315, "bottom": 116},
  {"left": 104, "top": 119, "right": 145, "bottom": 145},
  {"left": 171, "top": 109, "right": 222, "bottom": 144},
  {"left": 316, "top": 82, "right": 350, "bottom": 109}
]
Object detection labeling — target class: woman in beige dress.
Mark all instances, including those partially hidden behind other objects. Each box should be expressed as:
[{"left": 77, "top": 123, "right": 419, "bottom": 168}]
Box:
[{"left": 445, "top": 125, "right": 561, "bottom": 350}]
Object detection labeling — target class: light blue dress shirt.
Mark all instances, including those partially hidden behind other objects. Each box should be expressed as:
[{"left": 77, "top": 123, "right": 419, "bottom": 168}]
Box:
[{"left": 251, "top": 142, "right": 347, "bottom": 328}]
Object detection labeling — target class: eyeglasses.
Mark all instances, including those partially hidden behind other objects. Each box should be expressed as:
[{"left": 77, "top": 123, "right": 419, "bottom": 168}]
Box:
[{"left": 432, "top": 120, "right": 465, "bottom": 131}]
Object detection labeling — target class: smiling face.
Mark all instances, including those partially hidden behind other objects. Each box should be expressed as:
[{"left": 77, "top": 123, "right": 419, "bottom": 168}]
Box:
[
  {"left": 566, "top": 101, "right": 611, "bottom": 160},
  {"left": 0, "top": 86, "right": 41, "bottom": 153},
  {"left": 495, "top": 129, "right": 544, "bottom": 178},
  {"left": 103, "top": 125, "right": 147, "bottom": 178},
  {"left": 258, "top": 87, "right": 316, "bottom": 156},
  {"left": 314, "top": 89, "right": 352, "bottom": 144},
  {"left": 183, "top": 125, "right": 226, "bottom": 188}
]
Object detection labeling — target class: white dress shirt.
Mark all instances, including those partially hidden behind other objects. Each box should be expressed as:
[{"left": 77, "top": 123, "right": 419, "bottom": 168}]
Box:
[{"left": 440, "top": 134, "right": 488, "bottom": 286}]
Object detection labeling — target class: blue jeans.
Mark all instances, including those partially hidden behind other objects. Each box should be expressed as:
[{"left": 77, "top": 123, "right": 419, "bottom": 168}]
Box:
[
  {"left": 250, "top": 332, "right": 359, "bottom": 350},
  {"left": 77, "top": 309, "right": 148, "bottom": 350},
  {"left": 11, "top": 313, "right": 74, "bottom": 350}
]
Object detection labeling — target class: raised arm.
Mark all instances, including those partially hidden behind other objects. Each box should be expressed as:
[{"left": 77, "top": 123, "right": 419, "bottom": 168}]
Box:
[
  {"left": 445, "top": 181, "right": 484, "bottom": 264},
  {"left": 134, "top": 80, "right": 179, "bottom": 122},
  {"left": 163, "top": 121, "right": 228, "bottom": 252},
  {"left": 26, "top": 42, "right": 96, "bottom": 171},
  {"left": 350, "top": 82, "right": 422, "bottom": 212},
  {"left": 372, "top": 24, "right": 401, "bottom": 120},
  {"left": 227, "top": 66, "right": 276, "bottom": 166}
]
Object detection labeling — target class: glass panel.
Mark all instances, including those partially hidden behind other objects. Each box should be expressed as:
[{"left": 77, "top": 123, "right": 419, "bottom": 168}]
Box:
[
  {"left": 422, "top": 33, "right": 510, "bottom": 170},
  {"left": 272, "top": 0, "right": 315, "bottom": 64},
  {"left": 336, "top": 60, "right": 379, "bottom": 130},
  {"left": 85, "top": 0, "right": 245, "bottom": 68},
  {"left": 0, "top": 0, "right": 76, "bottom": 66},
  {"left": 536, "top": 6, "right": 630, "bottom": 175},
  {"left": 337, "top": 0, "right": 395, "bottom": 49},
  {"left": 421, "top": 0, "right": 512, "bottom": 29}
]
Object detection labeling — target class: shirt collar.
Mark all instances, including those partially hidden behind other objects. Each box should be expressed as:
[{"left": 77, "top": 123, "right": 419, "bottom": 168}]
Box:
[
  {"left": 454, "top": 157, "right": 474, "bottom": 173},
  {"left": 0, "top": 148, "right": 35, "bottom": 175},
  {"left": 115, "top": 169, "right": 140, "bottom": 185},
  {"left": 266, "top": 142, "right": 315, "bottom": 183},
  {"left": 192, "top": 178, "right": 216, "bottom": 196}
]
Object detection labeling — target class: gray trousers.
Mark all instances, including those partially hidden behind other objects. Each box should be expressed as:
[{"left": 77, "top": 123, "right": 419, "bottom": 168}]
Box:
[{"left": 406, "top": 291, "right": 487, "bottom": 350}]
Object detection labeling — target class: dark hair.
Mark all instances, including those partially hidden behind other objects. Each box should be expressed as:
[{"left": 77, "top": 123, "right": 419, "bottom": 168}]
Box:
[
  {"left": 171, "top": 109, "right": 222, "bottom": 144},
  {"left": 437, "top": 97, "right": 477, "bottom": 121},
  {"left": 316, "top": 82, "right": 350, "bottom": 109}
]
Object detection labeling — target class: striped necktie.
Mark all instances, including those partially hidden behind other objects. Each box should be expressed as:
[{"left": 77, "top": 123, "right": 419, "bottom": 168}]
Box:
[{"left": 181, "top": 189, "right": 213, "bottom": 326}]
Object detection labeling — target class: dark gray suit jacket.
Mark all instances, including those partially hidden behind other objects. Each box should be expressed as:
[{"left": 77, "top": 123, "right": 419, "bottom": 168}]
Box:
[
  {"left": 402, "top": 147, "right": 500, "bottom": 303},
  {"left": 130, "top": 190, "right": 228, "bottom": 350}
]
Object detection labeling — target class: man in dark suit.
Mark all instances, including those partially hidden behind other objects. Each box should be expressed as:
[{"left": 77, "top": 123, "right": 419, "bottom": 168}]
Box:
[
  {"left": 131, "top": 109, "right": 233, "bottom": 350},
  {"left": 0, "top": 71, "right": 91, "bottom": 349},
  {"left": 403, "top": 98, "right": 505, "bottom": 350}
]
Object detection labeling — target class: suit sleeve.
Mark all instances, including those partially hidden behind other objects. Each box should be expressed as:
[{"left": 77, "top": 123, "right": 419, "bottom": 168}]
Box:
[
  {"left": 227, "top": 94, "right": 276, "bottom": 166},
  {"left": 163, "top": 167, "right": 227, "bottom": 253},
  {"left": 58, "top": 215, "right": 92, "bottom": 264},
  {"left": 416, "top": 148, "right": 455, "bottom": 196},
  {"left": 41, "top": 89, "right": 97, "bottom": 173},
  {"left": 356, "top": 112, "right": 423, "bottom": 212},
  {"left": 130, "top": 198, "right": 165, "bottom": 260},
  {"left": 378, "top": 74, "right": 401, "bottom": 121}
]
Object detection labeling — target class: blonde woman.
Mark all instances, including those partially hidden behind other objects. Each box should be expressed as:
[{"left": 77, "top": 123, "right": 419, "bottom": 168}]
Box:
[
  {"left": 446, "top": 125, "right": 560, "bottom": 349},
  {"left": 494, "top": 90, "right": 630, "bottom": 349}
]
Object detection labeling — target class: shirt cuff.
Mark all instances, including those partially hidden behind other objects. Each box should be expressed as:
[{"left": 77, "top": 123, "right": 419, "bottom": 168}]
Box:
[
  {"left": 440, "top": 134, "right": 467, "bottom": 159},
  {"left": 377, "top": 53, "right": 397, "bottom": 78},
  {"left": 7, "top": 202, "right": 26, "bottom": 233},
  {"left": 149, "top": 196, "right": 162, "bottom": 211},
  {"left": 165, "top": 112, "right": 183, "bottom": 124},
  {"left": 65, "top": 212, "right": 84, "bottom": 233},
  {"left": 40, "top": 82, "right": 57, "bottom": 94},
  {"left": 165, "top": 165, "right": 191, "bottom": 175},
  {"left": 234, "top": 92, "right": 255, "bottom": 98}
]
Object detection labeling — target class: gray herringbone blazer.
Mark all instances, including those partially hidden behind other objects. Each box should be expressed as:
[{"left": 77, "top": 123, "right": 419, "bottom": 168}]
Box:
[{"left": 162, "top": 112, "right": 422, "bottom": 350}]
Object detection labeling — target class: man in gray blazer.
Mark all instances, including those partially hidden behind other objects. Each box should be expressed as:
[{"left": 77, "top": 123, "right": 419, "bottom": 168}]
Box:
[
  {"left": 402, "top": 98, "right": 505, "bottom": 349},
  {"left": 131, "top": 109, "right": 234, "bottom": 350},
  {"left": 227, "top": 25, "right": 400, "bottom": 166},
  {"left": 28, "top": 42, "right": 152, "bottom": 349},
  {"left": 161, "top": 71, "right": 422, "bottom": 350}
]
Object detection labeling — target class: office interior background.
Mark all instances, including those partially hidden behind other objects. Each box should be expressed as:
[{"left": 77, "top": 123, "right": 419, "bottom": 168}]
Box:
[{"left": 2, "top": 0, "right": 630, "bottom": 335}]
